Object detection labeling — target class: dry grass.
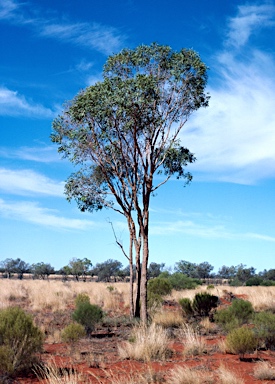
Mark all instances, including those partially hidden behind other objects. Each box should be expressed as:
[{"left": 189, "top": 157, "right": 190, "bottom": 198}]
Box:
[
  {"left": 253, "top": 361, "right": 275, "bottom": 380},
  {"left": 0, "top": 280, "right": 130, "bottom": 312},
  {"left": 169, "top": 285, "right": 275, "bottom": 312},
  {"left": 167, "top": 366, "right": 210, "bottom": 384},
  {"left": 152, "top": 308, "right": 184, "bottom": 328},
  {"left": 118, "top": 323, "right": 171, "bottom": 362},
  {"left": 216, "top": 365, "right": 244, "bottom": 384},
  {"left": 34, "top": 361, "right": 89, "bottom": 383},
  {"left": 180, "top": 323, "right": 207, "bottom": 356}
]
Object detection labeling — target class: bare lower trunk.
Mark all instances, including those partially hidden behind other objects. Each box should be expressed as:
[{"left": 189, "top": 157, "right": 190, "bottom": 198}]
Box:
[
  {"left": 129, "top": 237, "right": 134, "bottom": 318},
  {"left": 134, "top": 250, "right": 141, "bottom": 318},
  {"left": 140, "top": 233, "right": 149, "bottom": 323}
]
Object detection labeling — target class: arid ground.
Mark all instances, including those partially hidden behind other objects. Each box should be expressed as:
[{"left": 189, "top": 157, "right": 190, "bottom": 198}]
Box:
[{"left": 1, "top": 279, "right": 275, "bottom": 383}]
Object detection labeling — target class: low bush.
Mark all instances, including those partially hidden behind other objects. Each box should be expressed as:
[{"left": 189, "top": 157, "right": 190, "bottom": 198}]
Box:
[
  {"left": 74, "top": 293, "right": 90, "bottom": 307},
  {"left": 179, "top": 297, "right": 194, "bottom": 317},
  {"left": 0, "top": 306, "right": 43, "bottom": 378},
  {"left": 225, "top": 327, "right": 257, "bottom": 359},
  {"left": 214, "top": 299, "right": 254, "bottom": 332},
  {"left": 72, "top": 302, "right": 103, "bottom": 334},
  {"left": 167, "top": 272, "right": 201, "bottom": 290},
  {"left": 148, "top": 277, "right": 172, "bottom": 296},
  {"left": 192, "top": 292, "right": 219, "bottom": 317},
  {"left": 179, "top": 292, "right": 218, "bottom": 318},
  {"left": 147, "top": 277, "right": 173, "bottom": 309},
  {"left": 61, "top": 322, "right": 86, "bottom": 343},
  {"left": 253, "top": 311, "right": 275, "bottom": 350},
  {"left": 260, "top": 280, "right": 275, "bottom": 286}
]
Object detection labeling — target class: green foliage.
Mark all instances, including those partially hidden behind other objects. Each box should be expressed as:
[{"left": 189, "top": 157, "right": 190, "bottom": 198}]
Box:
[
  {"left": 192, "top": 292, "right": 219, "bottom": 317},
  {"left": 75, "top": 293, "right": 90, "bottom": 307},
  {"left": 260, "top": 280, "right": 275, "bottom": 286},
  {"left": 147, "top": 277, "right": 172, "bottom": 309},
  {"left": 148, "top": 277, "right": 172, "bottom": 296},
  {"left": 167, "top": 272, "right": 200, "bottom": 290},
  {"left": 0, "top": 306, "right": 43, "bottom": 377},
  {"left": 179, "top": 293, "right": 218, "bottom": 318},
  {"left": 92, "top": 259, "right": 123, "bottom": 282},
  {"left": 178, "top": 298, "right": 193, "bottom": 317},
  {"left": 61, "top": 323, "right": 86, "bottom": 343},
  {"left": 226, "top": 327, "right": 257, "bottom": 359},
  {"left": 245, "top": 276, "right": 263, "bottom": 286},
  {"left": 72, "top": 302, "right": 103, "bottom": 334},
  {"left": 214, "top": 299, "right": 254, "bottom": 332},
  {"left": 253, "top": 311, "right": 275, "bottom": 350}
]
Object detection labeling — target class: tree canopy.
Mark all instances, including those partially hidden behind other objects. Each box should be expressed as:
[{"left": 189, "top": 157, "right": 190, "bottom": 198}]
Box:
[{"left": 51, "top": 43, "right": 209, "bottom": 321}]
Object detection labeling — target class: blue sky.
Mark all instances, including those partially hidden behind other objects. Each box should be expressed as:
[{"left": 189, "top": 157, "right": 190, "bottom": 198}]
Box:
[{"left": 1, "top": 0, "right": 275, "bottom": 273}]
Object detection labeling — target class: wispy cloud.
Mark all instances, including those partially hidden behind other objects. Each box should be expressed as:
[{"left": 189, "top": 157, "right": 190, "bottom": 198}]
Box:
[
  {"left": 0, "top": 168, "right": 64, "bottom": 196},
  {"left": 0, "top": 198, "right": 95, "bottom": 230},
  {"left": 0, "top": 87, "right": 56, "bottom": 118},
  {"left": 0, "top": 0, "right": 125, "bottom": 55},
  {"left": 226, "top": 4, "right": 275, "bottom": 48},
  {"left": 184, "top": 4, "right": 275, "bottom": 185},
  {"left": 0, "top": 0, "right": 19, "bottom": 19},
  {"left": 0, "top": 145, "right": 60, "bottom": 163},
  {"left": 150, "top": 219, "right": 275, "bottom": 243}
]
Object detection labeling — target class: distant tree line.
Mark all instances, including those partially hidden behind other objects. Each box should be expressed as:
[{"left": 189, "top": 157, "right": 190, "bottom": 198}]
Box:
[{"left": 0, "top": 257, "right": 274, "bottom": 286}]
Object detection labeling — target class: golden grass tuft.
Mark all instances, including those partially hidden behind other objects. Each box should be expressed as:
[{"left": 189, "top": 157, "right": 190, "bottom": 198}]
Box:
[
  {"left": 216, "top": 365, "right": 244, "bottom": 384},
  {"left": 34, "top": 361, "right": 88, "bottom": 383},
  {"left": 180, "top": 323, "right": 207, "bottom": 356},
  {"left": 253, "top": 361, "right": 275, "bottom": 380},
  {"left": 152, "top": 308, "right": 184, "bottom": 328},
  {"left": 118, "top": 323, "right": 171, "bottom": 362},
  {"left": 167, "top": 366, "right": 210, "bottom": 384}
]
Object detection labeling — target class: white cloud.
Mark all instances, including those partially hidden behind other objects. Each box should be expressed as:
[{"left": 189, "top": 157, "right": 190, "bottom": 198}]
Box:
[
  {"left": 0, "top": 1, "right": 125, "bottom": 55},
  {"left": 0, "top": 145, "right": 60, "bottom": 163},
  {"left": 0, "top": 168, "right": 64, "bottom": 196},
  {"left": 0, "top": 87, "right": 56, "bottom": 118},
  {"left": 150, "top": 219, "right": 275, "bottom": 242},
  {"left": 39, "top": 22, "right": 124, "bottom": 55},
  {"left": 226, "top": 3, "right": 275, "bottom": 48},
  {"left": 0, "top": 198, "right": 94, "bottom": 230},
  {"left": 183, "top": 7, "right": 275, "bottom": 185},
  {"left": 0, "top": 0, "right": 19, "bottom": 19}
]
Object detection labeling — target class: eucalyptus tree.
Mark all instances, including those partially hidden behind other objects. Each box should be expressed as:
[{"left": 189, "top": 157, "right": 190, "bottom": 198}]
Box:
[{"left": 51, "top": 43, "right": 209, "bottom": 322}]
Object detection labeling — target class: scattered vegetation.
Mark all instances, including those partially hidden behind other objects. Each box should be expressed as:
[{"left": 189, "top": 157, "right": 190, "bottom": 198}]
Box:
[
  {"left": 225, "top": 327, "right": 257, "bottom": 359},
  {"left": 0, "top": 306, "right": 43, "bottom": 378},
  {"left": 61, "top": 322, "right": 86, "bottom": 343},
  {"left": 214, "top": 299, "right": 254, "bottom": 332},
  {"left": 179, "top": 292, "right": 218, "bottom": 318},
  {"left": 72, "top": 301, "right": 103, "bottom": 335}
]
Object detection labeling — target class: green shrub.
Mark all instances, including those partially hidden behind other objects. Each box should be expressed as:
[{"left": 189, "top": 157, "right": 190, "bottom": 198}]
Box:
[
  {"left": 214, "top": 299, "right": 254, "bottom": 332},
  {"left": 226, "top": 327, "right": 257, "bottom": 359},
  {"left": 74, "top": 293, "right": 90, "bottom": 307},
  {"left": 72, "top": 302, "right": 103, "bottom": 334},
  {"left": 61, "top": 323, "right": 86, "bottom": 343},
  {"left": 260, "top": 280, "right": 275, "bottom": 286},
  {"left": 0, "top": 306, "right": 43, "bottom": 377},
  {"left": 192, "top": 292, "right": 219, "bottom": 317},
  {"left": 147, "top": 277, "right": 172, "bottom": 310},
  {"left": 168, "top": 272, "right": 200, "bottom": 290},
  {"left": 253, "top": 311, "right": 275, "bottom": 350},
  {"left": 179, "top": 293, "right": 218, "bottom": 318},
  {"left": 178, "top": 298, "right": 193, "bottom": 317},
  {"left": 245, "top": 277, "right": 263, "bottom": 286},
  {"left": 148, "top": 277, "right": 172, "bottom": 296}
]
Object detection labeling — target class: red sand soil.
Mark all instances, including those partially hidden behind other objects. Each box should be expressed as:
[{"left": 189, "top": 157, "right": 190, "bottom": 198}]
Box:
[{"left": 15, "top": 295, "right": 275, "bottom": 384}]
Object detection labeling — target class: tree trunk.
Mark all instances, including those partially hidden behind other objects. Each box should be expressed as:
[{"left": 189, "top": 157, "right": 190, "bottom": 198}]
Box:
[{"left": 140, "top": 232, "right": 149, "bottom": 323}]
